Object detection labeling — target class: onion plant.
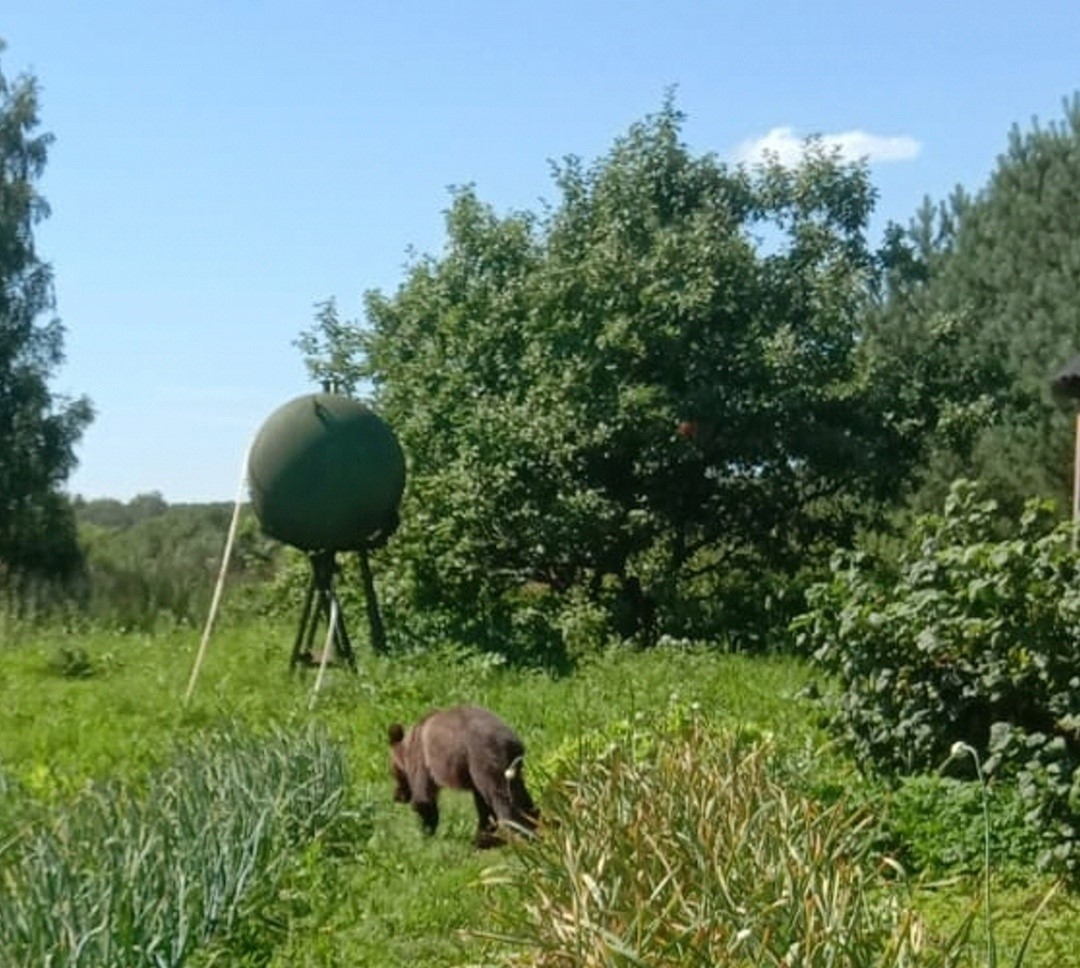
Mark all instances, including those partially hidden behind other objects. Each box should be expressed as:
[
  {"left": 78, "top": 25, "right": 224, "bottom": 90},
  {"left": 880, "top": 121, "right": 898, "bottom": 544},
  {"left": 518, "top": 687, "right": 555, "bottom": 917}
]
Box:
[{"left": 0, "top": 725, "right": 362, "bottom": 966}]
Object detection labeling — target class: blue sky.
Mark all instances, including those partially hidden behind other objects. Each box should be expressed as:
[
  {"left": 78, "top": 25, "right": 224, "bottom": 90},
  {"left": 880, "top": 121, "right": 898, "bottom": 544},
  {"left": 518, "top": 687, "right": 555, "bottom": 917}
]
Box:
[{"left": 5, "top": 2, "right": 1079, "bottom": 502}]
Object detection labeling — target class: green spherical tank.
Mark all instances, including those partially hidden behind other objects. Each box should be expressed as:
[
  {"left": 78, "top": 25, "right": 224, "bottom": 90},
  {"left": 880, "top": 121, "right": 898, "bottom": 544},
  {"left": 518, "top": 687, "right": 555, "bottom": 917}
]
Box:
[{"left": 247, "top": 393, "right": 406, "bottom": 552}]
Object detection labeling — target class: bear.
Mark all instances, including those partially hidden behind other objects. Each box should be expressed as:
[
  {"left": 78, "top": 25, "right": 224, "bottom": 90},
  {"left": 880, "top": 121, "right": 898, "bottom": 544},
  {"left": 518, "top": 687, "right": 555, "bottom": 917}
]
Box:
[{"left": 388, "top": 705, "right": 538, "bottom": 847}]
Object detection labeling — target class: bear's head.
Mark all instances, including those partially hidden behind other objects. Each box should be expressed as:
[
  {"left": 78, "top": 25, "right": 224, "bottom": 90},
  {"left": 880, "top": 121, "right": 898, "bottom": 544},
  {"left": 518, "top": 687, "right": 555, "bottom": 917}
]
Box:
[{"left": 388, "top": 723, "right": 410, "bottom": 803}]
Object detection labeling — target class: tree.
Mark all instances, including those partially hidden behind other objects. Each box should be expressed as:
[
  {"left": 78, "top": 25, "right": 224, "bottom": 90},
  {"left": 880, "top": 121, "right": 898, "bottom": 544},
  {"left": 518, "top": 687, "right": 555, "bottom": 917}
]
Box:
[
  {"left": 864, "top": 94, "right": 1080, "bottom": 513},
  {"left": 304, "top": 102, "right": 907, "bottom": 647},
  {"left": 0, "top": 41, "right": 92, "bottom": 583},
  {"left": 295, "top": 297, "right": 367, "bottom": 397}
]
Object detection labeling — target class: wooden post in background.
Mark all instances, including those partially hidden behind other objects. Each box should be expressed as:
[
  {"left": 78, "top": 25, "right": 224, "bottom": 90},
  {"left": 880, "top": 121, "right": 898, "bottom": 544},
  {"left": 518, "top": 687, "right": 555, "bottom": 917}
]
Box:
[
  {"left": 1073, "top": 411, "right": 1080, "bottom": 551},
  {"left": 1049, "top": 356, "right": 1080, "bottom": 552}
]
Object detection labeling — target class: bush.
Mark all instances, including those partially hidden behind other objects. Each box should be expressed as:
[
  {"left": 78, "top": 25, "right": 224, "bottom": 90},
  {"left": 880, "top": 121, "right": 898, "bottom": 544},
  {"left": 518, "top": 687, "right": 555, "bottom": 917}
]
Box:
[
  {"left": 793, "top": 479, "right": 1080, "bottom": 880},
  {"left": 71, "top": 500, "right": 279, "bottom": 632},
  {"left": 885, "top": 774, "right": 1042, "bottom": 878},
  {"left": 263, "top": 545, "right": 625, "bottom": 670}
]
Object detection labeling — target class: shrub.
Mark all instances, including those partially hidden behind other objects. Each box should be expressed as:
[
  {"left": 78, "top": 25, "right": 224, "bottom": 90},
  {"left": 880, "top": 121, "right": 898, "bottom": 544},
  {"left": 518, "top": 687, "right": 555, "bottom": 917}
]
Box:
[
  {"left": 260, "top": 547, "right": 590, "bottom": 669},
  {"left": 70, "top": 502, "right": 279, "bottom": 632},
  {"left": 793, "top": 479, "right": 1080, "bottom": 880}
]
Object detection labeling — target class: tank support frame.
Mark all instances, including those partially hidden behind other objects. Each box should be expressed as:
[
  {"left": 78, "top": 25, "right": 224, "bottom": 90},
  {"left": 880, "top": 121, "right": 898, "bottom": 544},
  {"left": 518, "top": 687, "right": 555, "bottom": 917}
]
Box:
[{"left": 290, "top": 551, "right": 358, "bottom": 672}]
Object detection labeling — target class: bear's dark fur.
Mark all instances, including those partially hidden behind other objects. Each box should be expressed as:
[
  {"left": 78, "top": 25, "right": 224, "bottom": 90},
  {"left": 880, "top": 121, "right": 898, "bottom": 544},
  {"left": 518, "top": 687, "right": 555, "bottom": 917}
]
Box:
[{"left": 388, "top": 705, "right": 538, "bottom": 847}]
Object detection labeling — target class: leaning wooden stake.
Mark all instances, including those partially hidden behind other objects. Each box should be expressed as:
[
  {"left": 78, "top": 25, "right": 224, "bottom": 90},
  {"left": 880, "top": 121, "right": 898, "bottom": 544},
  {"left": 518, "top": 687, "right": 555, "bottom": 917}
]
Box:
[
  {"left": 184, "top": 457, "right": 247, "bottom": 705},
  {"left": 310, "top": 597, "right": 339, "bottom": 710}
]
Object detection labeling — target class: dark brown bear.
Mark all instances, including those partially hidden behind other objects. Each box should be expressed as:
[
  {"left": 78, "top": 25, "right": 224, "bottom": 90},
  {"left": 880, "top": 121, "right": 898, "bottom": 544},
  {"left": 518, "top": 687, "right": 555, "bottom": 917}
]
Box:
[{"left": 388, "top": 705, "right": 538, "bottom": 847}]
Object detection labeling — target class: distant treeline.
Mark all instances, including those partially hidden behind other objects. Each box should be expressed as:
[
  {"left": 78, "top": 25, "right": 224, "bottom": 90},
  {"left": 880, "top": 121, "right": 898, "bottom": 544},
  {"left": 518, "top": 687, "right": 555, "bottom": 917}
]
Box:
[{"left": 64, "top": 494, "right": 282, "bottom": 631}]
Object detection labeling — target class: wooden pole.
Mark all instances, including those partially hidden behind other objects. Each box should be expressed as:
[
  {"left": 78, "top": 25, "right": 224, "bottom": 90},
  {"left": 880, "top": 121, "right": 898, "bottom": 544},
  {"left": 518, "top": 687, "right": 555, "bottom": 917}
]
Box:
[
  {"left": 184, "top": 456, "right": 247, "bottom": 705},
  {"left": 1073, "top": 411, "right": 1080, "bottom": 552},
  {"left": 310, "top": 597, "right": 338, "bottom": 709}
]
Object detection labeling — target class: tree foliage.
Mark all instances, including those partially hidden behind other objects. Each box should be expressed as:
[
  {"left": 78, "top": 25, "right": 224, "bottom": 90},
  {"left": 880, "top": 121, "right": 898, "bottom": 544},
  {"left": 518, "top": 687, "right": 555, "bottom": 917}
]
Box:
[
  {"left": 864, "top": 94, "right": 1080, "bottom": 512},
  {"left": 295, "top": 297, "right": 367, "bottom": 397},
  {"left": 0, "top": 41, "right": 92, "bottom": 583},
  {"left": 73, "top": 495, "right": 279, "bottom": 630},
  {"left": 303, "top": 102, "right": 910, "bottom": 647}
]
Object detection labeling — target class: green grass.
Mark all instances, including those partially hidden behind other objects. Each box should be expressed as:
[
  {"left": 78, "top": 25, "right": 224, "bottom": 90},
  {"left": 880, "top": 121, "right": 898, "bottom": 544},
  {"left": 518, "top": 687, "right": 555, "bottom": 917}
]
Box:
[
  {"left": 0, "top": 621, "right": 819, "bottom": 793},
  {"left": 911, "top": 879, "right": 1077, "bottom": 968},
  {"left": 1, "top": 622, "right": 1076, "bottom": 966}
]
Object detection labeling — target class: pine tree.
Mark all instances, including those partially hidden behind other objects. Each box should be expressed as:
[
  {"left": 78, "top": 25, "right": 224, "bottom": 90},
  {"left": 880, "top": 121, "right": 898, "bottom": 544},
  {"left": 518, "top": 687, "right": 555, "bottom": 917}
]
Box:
[{"left": 867, "top": 94, "right": 1080, "bottom": 512}]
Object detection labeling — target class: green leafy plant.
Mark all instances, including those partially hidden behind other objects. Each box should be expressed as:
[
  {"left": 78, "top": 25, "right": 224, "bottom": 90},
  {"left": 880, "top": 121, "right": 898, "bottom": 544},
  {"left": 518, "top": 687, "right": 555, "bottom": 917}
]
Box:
[
  {"left": 794, "top": 479, "right": 1080, "bottom": 881},
  {"left": 299, "top": 98, "right": 916, "bottom": 653},
  {"left": 885, "top": 774, "right": 1040, "bottom": 878}
]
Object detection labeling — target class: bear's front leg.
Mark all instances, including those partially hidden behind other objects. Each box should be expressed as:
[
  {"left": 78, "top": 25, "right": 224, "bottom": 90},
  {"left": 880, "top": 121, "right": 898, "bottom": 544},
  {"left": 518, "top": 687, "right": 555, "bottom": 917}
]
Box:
[{"left": 409, "top": 769, "right": 440, "bottom": 834}]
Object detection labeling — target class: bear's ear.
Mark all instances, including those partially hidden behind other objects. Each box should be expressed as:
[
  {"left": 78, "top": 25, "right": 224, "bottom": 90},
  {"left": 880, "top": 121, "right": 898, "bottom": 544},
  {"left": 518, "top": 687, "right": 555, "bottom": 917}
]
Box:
[{"left": 388, "top": 723, "right": 405, "bottom": 745}]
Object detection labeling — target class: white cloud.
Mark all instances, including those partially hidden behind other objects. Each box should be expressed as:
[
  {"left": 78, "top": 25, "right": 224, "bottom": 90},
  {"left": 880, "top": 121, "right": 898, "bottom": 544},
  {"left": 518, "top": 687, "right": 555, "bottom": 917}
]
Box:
[{"left": 733, "top": 126, "right": 921, "bottom": 167}]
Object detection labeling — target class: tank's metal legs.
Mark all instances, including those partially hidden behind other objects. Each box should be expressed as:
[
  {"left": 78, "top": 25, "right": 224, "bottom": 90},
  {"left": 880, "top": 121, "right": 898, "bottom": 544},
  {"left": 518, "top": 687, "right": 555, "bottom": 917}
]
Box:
[{"left": 289, "top": 551, "right": 358, "bottom": 672}]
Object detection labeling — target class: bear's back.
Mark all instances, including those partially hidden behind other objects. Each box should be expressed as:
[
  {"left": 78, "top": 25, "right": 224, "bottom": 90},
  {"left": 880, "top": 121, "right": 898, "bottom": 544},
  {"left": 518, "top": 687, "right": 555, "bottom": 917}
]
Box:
[{"left": 418, "top": 706, "right": 524, "bottom": 789}]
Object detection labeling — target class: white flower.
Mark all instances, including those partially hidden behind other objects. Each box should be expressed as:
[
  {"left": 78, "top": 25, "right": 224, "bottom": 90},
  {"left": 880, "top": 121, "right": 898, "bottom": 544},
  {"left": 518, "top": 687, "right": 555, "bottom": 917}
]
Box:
[{"left": 950, "top": 741, "right": 974, "bottom": 761}]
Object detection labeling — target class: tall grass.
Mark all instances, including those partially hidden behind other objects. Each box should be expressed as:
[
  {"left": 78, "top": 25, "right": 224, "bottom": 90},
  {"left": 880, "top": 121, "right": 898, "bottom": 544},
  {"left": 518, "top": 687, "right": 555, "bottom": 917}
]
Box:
[
  {"left": 0, "top": 725, "right": 367, "bottom": 966},
  {"left": 480, "top": 717, "right": 972, "bottom": 967}
]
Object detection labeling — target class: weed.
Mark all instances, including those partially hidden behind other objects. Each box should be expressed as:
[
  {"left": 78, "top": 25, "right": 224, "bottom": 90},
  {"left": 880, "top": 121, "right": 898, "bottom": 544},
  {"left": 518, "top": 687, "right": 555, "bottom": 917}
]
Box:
[
  {"left": 936, "top": 742, "right": 1068, "bottom": 968},
  {"left": 46, "top": 644, "right": 96, "bottom": 679},
  {"left": 886, "top": 775, "right": 1041, "bottom": 879}
]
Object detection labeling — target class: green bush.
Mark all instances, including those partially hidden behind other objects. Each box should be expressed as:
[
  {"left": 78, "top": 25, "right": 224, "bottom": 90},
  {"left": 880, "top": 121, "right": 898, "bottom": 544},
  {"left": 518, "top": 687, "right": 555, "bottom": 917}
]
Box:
[
  {"left": 259, "top": 546, "right": 581, "bottom": 668},
  {"left": 648, "top": 543, "right": 814, "bottom": 652},
  {"left": 885, "top": 774, "right": 1042, "bottom": 877},
  {"left": 793, "top": 479, "right": 1080, "bottom": 880}
]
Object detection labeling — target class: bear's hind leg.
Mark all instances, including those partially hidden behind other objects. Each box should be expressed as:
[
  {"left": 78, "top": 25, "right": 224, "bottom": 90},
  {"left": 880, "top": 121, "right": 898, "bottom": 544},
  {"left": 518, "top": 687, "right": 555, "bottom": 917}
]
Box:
[
  {"left": 474, "top": 773, "right": 532, "bottom": 841},
  {"left": 472, "top": 789, "right": 502, "bottom": 849}
]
